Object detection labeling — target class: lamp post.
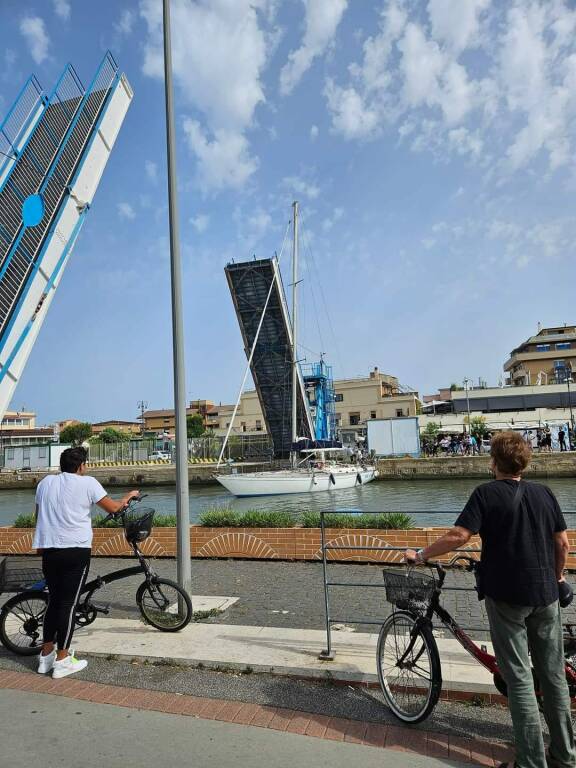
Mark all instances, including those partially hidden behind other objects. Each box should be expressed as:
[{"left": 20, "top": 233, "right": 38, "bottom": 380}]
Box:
[
  {"left": 162, "top": 0, "right": 191, "bottom": 596},
  {"left": 463, "top": 378, "right": 471, "bottom": 434},
  {"left": 566, "top": 369, "right": 574, "bottom": 449}
]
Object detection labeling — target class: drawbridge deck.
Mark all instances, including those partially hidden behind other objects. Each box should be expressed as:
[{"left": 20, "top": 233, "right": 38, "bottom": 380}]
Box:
[{"left": 225, "top": 258, "right": 314, "bottom": 458}]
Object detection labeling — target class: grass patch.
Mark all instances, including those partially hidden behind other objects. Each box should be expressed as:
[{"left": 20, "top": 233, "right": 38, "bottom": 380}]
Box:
[
  {"left": 12, "top": 513, "right": 36, "bottom": 528},
  {"left": 193, "top": 607, "right": 223, "bottom": 622},
  {"left": 199, "top": 507, "right": 295, "bottom": 528},
  {"left": 299, "top": 511, "right": 414, "bottom": 529}
]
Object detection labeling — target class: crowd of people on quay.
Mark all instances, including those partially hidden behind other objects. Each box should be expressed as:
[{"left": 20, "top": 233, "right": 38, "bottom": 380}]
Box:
[{"left": 421, "top": 424, "right": 575, "bottom": 457}]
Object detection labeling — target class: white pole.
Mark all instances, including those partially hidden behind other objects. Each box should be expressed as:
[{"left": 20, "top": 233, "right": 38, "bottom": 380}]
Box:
[
  {"left": 162, "top": 0, "right": 191, "bottom": 596},
  {"left": 291, "top": 201, "right": 299, "bottom": 467}
]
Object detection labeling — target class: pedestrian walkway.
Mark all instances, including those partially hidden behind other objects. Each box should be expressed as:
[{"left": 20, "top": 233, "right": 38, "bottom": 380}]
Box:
[
  {"left": 0, "top": 670, "right": 512, "bottom": 767},
  {"left": 72, "top": 617, "right": 498, "bottom": 697}
]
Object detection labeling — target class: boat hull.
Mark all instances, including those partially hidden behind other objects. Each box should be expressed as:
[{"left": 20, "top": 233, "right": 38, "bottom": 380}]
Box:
[{"left": 215, "top": 467, "right": 378, "bottom": 497}]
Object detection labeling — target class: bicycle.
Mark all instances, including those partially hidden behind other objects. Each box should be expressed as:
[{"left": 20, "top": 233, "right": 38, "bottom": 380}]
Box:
[
  {"left": 0, "top": 496, "right": 193, "bottom": 655},
  {"left": 377, "top": 555, "right": 576, "bottom": 724}
]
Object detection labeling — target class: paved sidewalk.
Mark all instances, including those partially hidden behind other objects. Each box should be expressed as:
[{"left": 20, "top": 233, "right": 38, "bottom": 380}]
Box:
[
  {"left": 72, "top": 617, "right": 497, "bottom": 695},
  {"left": 0, "top": 670, "right": 511, "bottom": 766}
]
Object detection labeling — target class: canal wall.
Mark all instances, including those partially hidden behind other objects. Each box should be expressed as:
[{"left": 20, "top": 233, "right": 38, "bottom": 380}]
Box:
[
  {"left": 375, "top": 452, "right": 576, "bottom": 480},
  {"left": 0, "top": 453, "right": 573, "bottom": 491}
]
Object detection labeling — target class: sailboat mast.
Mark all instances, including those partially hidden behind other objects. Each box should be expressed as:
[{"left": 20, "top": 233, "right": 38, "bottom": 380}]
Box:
[{"left": 291, "top": 200, "right": 299, "bottom": 467}]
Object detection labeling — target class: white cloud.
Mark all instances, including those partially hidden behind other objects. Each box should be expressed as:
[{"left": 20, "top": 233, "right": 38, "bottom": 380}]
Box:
[
  {"left": 118, "top": 202, "right": 136, "bottom": 221},
  {"left": 281, "top": 174, "right": 320, "bottom": 200},
  {"left": 280, "top": 0, "right": 348, "bottom": 95},
  {"left": 115, "top": 9, "right": 135, "bottom": 36},
  {"left": 324, "top": 0, "right": 576, "bottom": 178},
  {"left": 145, "top": 160, "right": 158, "bottom": 183},
  {"left": 140, "top": 0, "right": 275, "bottom": 191},
  {"left": 191, "top": 214, "right": 210, "bottom": 233},
  {"left": 427, "top": 0, "right": 489, "bottom": 52},
  {"left": 322, "top": 206, "right": 344, "bottom": 231},
  {"left": 182, "top": 119, "right": 258, "bottom": 192},
  {"left": 310, "top": 124, "right": 319, "bottom": 140},
  {"left": 52, "top": 0, "right": 71, "bottom": 21},
  {"left": 19, "top": 17, "right": 50, "bottom": 64}
]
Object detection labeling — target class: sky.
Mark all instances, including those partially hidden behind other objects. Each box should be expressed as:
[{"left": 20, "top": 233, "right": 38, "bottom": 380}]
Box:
[{"left": 0, "top": 0, "right": 575, "bottom": 425}]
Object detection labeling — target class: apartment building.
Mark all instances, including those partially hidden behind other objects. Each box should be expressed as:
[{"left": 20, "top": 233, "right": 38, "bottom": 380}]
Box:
[
  {"left": 204, "top": 367, "right": 419, "bottom": 438},
  {"left": 504, "top": 325, "right": 576, "bottom": 386}
]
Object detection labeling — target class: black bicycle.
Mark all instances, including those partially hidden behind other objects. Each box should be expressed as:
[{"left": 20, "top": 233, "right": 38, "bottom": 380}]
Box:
[{"left": 0, "top": 497, "right": 193, "bottom": 655}]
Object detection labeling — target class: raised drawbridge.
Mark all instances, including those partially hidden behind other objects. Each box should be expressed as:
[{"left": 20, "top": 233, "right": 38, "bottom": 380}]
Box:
[{"left": 0, "top": 51, "right": 132, "bottom": 417}]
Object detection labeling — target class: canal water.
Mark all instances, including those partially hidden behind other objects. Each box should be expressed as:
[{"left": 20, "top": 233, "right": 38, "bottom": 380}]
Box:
[{"left": 0, "top": 477, "right": 574, "bottom": 527}]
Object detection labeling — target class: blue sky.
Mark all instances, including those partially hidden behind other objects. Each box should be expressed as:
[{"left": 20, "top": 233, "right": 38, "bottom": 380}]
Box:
[{"left": 1, "top": 0, "right": 575, "bottom": 425}]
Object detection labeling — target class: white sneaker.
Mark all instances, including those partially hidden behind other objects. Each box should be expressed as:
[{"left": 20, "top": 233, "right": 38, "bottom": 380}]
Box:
[
  {"left": 37, "top": 649, "right": 56, "bottom": 674},
  {"left": 52, "top": 651, "right": 88, "bottom": 679}
]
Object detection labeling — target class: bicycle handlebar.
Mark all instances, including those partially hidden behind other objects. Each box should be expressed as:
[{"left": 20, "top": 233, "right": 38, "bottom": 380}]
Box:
[{"left": 101, "top": 493, "right": 147, "bottom": 524}]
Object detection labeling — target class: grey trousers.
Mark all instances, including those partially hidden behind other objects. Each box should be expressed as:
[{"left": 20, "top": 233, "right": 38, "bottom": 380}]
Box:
[{"left": 486, "top": 598, "right": 575, "bottom": 768}]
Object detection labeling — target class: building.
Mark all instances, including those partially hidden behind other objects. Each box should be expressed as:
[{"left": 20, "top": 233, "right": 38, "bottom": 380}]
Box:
[
  {"left": 0, "top": 427, "right": 56, "bottom": 448},
  {"left": 205, "top": 367, "right": 420, "bottom": 441},
  {"left": 4, "top": 443, "right": 69, "bottom": 471},
  {"left": 504, "top": 325, "right": 576, "bottom": 386},
  {"left": 91, "top": 420, "right": 142, "bottom": 436},
  {"left": 1, "top": 410, "right": 36, "bottom": 430},
  {"left": 142, "top": 401, "right": 218, "bottom": 434},
  {"left": 419, "top": 381, "right": 575, "bottom": 432}
]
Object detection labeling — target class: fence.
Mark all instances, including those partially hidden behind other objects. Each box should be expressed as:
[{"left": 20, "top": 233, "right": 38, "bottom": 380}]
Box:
[{"left": 318, "top": 508, "right": 576, "bottom": 660}]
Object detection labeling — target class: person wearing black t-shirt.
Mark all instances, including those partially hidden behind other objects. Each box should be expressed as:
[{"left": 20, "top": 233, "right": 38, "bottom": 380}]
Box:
[{"left": 406, "top": 431, "right": 575, "bottom": 768}]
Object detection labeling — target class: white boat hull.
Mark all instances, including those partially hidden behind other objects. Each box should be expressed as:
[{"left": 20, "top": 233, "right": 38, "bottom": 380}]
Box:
[{"left": 215, "top": 466, "right": 378, "bottom": 497}]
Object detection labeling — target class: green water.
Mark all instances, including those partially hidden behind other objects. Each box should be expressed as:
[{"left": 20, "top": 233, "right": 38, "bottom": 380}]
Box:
[{"left": 1, "top": 477, "right": 575, "bottom": 527}]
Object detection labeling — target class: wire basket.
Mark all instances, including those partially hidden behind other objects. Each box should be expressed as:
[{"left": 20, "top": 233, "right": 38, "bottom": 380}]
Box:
[
  {"left": 0, "top": 557, "right": 45, "bottom": 594},
  {"left": 382, "top": 568, "right": 436, "bottom": 607},
  {"left": 123, "top": 508, "right": 155, "bottom": 544}
]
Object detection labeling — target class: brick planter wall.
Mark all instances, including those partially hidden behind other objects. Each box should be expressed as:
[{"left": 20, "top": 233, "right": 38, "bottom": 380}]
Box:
[{"left": 2, "top": 526, "right": 576, "bottom": 566}]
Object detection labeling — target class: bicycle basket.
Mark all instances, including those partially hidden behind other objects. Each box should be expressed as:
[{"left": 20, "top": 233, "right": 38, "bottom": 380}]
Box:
[
  {"left": 382, "top": 568, "right": 436, "bottom": 607},
  {"left": 0, "top": 557, "right": 45, "bottom": 594},
  {"left": 123, "top": 508, "right": 155, "bottom": 544}
]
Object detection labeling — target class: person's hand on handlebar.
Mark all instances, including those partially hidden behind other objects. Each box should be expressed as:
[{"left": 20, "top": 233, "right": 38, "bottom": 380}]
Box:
[{"left": 405, "top": 548, "right": 426, "bottom": 565}]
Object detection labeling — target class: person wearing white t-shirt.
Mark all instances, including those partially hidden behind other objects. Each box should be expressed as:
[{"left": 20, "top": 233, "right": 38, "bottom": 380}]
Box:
[{"left": 33, "top": 446, "right": 139, "bottom": 679}]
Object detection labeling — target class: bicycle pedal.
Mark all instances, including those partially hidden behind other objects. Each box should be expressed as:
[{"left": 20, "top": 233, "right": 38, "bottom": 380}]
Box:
[{"left": 91, "top": 602, "right": 110, "bottom": 615}]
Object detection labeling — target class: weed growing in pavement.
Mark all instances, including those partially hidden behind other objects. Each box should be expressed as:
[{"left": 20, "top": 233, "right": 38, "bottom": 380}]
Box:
[{"left": 193, "top": 607, "right": 223, "bottom": 621}]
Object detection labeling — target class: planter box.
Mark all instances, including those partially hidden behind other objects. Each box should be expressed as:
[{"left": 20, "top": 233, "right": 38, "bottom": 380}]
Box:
[{"left": 1, "top": 526, "right": 575, "bottom": 567}]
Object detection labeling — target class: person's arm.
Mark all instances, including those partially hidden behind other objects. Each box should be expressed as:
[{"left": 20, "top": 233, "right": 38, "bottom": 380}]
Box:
[
  {"left": 96, "top": 489, "right": 140, "bottom": 516},
  {"left": 554, "top": 530, "right": 570, "bottom": 581},
  {"left": 406, "top": 525, "right": 473, "bottom": 563}
]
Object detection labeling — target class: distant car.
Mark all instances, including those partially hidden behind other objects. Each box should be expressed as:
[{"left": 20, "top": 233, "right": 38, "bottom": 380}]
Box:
[
  {"left": 19, "top": 466, "right": 32, "bottom": 472},
  {"left": 149, "top": 451, "right": 171, "bottom": 461}
]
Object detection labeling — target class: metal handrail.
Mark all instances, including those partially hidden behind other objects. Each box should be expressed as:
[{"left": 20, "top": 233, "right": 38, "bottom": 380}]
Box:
[{"left": 318, "top": 508, "right": 576, "bottom": 660}]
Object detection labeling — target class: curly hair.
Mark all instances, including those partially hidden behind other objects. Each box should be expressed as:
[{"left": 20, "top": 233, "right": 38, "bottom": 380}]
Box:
[{"left": 490, "top": 431, "right": 532, "bottom": 476}]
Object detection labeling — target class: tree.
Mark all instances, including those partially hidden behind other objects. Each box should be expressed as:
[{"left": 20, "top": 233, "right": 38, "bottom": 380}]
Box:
[
  {"left": 469, "top": 415, "right": 489, "bottom": 442},
  {"left": 449, "top": 383, "right": 464, "bottom": 391},
  {"left": 187, "top": 414, "right": 205, "bottom": 438},
  {"left": 59, "top": 422, "right": 92, "bottom": 445},
  {"left": 422, "top": 421, "right": 441, "bottom": 440},
  {"left": 92, "top": 428, "right": 130, "bottom": 443}
]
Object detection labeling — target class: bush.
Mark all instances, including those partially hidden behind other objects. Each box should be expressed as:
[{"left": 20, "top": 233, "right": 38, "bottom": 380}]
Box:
[
  {"left": 299, "top": 511, "right": 414, "bottom": 529},
  {"left": 199, "top": 507, "right": 295, "bottom": 528},
  {"left": 91, "top": 513, "right": 178, "bottom": 528},
  {"left": 13, "top": 513, "right": 36, "bottom": 528}
]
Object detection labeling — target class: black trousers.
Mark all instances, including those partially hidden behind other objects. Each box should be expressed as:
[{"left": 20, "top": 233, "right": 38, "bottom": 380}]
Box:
[{"left": 42, "top": 548, "right": 91, "bottom": 649}]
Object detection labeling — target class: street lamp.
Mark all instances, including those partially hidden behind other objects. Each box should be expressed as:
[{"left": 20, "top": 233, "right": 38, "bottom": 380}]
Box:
[
  {"left": 162, "top": 0, "right": 191, "bottom": 596},
  {"left": 463, "top": 378, "right": 471, "bottom": 434},
  {"left": 565, "top": 368, "right": 574, "bottom": 448}
]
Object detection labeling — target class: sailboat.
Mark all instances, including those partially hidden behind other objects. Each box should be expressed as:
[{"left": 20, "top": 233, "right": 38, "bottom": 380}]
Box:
[{"left": 214, "top": 202, "right": 378, "bottom": 497}]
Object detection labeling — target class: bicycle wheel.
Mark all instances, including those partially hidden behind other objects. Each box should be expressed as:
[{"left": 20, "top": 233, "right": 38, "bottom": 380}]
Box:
[
  {"left": 377, "top": 610, "right": 442, "bottom": 724},
  {"left": 0, "top": 591, "right": 48, "bottom": 656},
  {"left": 136, "top": 578, "right": 192, "bottom": 632}
]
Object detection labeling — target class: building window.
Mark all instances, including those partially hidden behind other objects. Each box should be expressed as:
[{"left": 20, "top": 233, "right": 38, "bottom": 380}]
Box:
[
  {"left": 255, "top": 420, "right": 262, "bottom": 431},
  {"left": 396, "top": 409, "right": 404, "bottom": 417},
  {"left": 349, "top": 413, "right": 361, "bottom": 426},
  {"left": 334, "top": 393, "right": 344, "bottom": 402},
  {"left": 536, "top": 344, "right": 550, "bottom": 352},
  {"left": 38, "top": 447, "right": 47, "bottom": 458},
  {"left": 554, "top": 360, "right": 565, "bottom": 368},
  {"left": 6, "top": 449, "right": 14, "bottom": 459},
  {"left": 370, "top": 411, "right": 377, "bottom": 419},
  {"left": 556, "top": 342, "right": 570, "bottom": 350},
  {"left": 23, "top": 447, "right": 30, "bottom": 458}
]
